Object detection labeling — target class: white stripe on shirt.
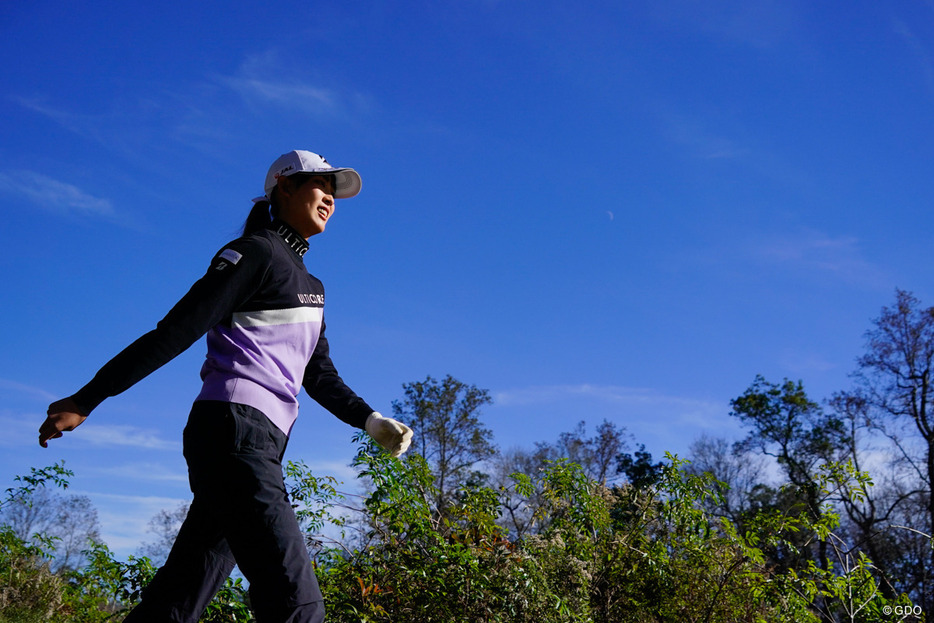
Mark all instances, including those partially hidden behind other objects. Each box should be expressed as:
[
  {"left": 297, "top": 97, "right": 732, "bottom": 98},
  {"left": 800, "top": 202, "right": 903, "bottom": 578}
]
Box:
[{"left": 232, "top": 307, "right": 323, "bottom": 328}]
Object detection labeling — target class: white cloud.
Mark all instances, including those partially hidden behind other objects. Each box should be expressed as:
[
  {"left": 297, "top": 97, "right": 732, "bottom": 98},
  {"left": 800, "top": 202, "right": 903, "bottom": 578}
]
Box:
[
  {"left": 495, "top": 383, "right": 716, "bottom": 412},
  {"left": 751, "top": 229, "right": 887, "bottom": 287},
  {"left": 492, "top": 383, "right": 734, "bottom": 453},
  {"left": 222, "top": 76, "right": 337, "bottom": 112},
  {"left": 12, "top": 49, "right": 372, "bottom": 159},
  {"left": 0, "top": 408, "right": 178, "bottom": 452},
  {"left": 216, "top": 49, "right": 371, "bottom": 118},
  {"left": 291, "top": 459, "right": 359, "bottom": 487},
  {"left": 76, "top": 424, "right": 181, "bottom": 451},
  {"left": 12, "top": 96, "right": 106, "bottom": 141},
  {"left": 78, "top": 491, "right": 190, "bottom": 555},
  {"left": 0, "top": 411, "right": 42, "bottom": 448},
  {"left": 648, "top": 0, "right": 800, "bottom": 50},
  {"left": 85, "top": 462, "right": 188, "bottom": 483},
  {"left": 891, "top": 18, "right": 934, "bottom": 98},
  {"left": 777, "top": 349, "right": 838, "bottom": 376},
  {"left": 80, "top": 462, "right": 363, "bottom": 556},
  {"left": 660, "top": 112, "right": 748, "bottom": 160},
  {"left": 0, "top": 170, "right": 114, "bottom": 217},
  {"left": 0, "top": 378, "right": 57, "bottom": 403}
]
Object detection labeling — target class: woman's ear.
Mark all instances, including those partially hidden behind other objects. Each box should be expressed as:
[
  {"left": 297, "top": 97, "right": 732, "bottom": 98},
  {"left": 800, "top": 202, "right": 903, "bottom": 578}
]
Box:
[{"left": 276, "top": 175, "right": 295, "bottom": 198}]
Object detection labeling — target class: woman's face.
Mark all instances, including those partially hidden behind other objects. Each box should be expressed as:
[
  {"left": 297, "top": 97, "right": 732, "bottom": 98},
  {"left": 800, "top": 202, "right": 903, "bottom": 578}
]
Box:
[{"left": 277, "top": 174, "right": 336, "bottom": 238}]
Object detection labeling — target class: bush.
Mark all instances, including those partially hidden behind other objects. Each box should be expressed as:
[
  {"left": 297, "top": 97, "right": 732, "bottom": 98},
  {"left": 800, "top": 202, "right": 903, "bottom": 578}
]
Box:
[
  {"left": 2, "top": 453, "right": 920, "bottom": 622},
  {"left": 0, "top": 527, "right": 65, "bottom": 623},
  {"left": 303, "top": 443, "right": 911, "bottom": 623},
  {"left": 0, "top": 465, "right": 251, "bottom": 622}
]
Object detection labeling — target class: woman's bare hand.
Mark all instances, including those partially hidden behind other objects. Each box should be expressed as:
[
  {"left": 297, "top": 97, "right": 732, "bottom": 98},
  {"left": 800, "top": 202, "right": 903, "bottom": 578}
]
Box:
[{"left": 39, "top": 398, "right": 88, "bottom": 448}]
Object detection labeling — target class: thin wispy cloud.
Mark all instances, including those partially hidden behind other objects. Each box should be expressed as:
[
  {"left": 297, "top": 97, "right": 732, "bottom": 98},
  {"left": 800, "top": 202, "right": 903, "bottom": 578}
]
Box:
[
  {"left": 501, "top": 383, "right": 685, "bottom": 403},
  {"left": 891, "top": 18, "right": 934, "bottom": 98},
  {"left": 491, "top": 383, "right": 735, "bottom": 455},
  {"left": 12, "top": 96, "right": 109, "bottom": 142},
  {"left": 0, "top": 412, "right": 43, "bottom": 448},
  {"left": 660, "top": 113, "right": 748, "bottom": 161},
  {"left": 86, "top": 462, "right": 188, "bottom": 483},
  {"left": 751, "top": 229, "right": 887, "bottom": 287},
  {"left": 14, "top": 91, "right": 232, "bottom": 165},
  {"left": 649, "top": 0, "right": 800, "bottom": 50},
  {"left": 223, "top": 76, "right": 337, "bottom": 112},
  {"left": 777, "top": 349, "right": 838, "bottom": 376},
  {"left": 216, "top": 50, "right": 371, "bottom": 118},
  {"left": 292, "top": 459, "right": 359, "bottom": 487},
  {"left": 0, "top": 381, "right": 55, "bottom": 447},
  {"left": 77, "top": 424, "right": 180, "bottom": 451},
  {"left": 494, "top": 384, "right": 724, "bottom": 425},
  {"left": 12, "top": 50, "right": 371, "bottom": 158},
  {"left": 80, "top": 491, "right": 190, "bottom": 554},
  {"left": 0, "top": 170, "right": 114, "bottom": 218},
  {"left": 14, "top": 89, "right": 242, "bottom": 171},
  {"left": 0, "top": 378, "right": 57, "bottom": 403}
]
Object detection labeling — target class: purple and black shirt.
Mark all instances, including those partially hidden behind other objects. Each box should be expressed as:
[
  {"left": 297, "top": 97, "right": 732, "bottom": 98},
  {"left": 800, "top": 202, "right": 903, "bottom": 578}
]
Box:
[{"left": 71, "top": 220, "right": 373, "bottom": 436}]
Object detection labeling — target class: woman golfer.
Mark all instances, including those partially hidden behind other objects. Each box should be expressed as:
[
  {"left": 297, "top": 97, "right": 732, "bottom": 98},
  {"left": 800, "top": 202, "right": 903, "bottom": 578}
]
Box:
[{"left": 39, "top": 150, "right": 413, "bottom": 623}]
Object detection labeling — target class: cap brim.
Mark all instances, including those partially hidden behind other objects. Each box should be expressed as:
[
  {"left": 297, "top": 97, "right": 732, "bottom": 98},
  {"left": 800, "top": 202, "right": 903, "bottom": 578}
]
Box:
[
  {"left": 331, "top": 168, "right": 362, "bottom": 199},
  {"left": 256, "top": 166, "right": 362, "bottom": 202}
]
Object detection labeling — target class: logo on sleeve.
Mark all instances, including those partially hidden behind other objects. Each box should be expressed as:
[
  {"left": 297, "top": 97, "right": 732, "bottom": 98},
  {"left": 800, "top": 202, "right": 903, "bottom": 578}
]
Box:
[{"left": 215, "top": 248, "right": 243, "bottom": 271}]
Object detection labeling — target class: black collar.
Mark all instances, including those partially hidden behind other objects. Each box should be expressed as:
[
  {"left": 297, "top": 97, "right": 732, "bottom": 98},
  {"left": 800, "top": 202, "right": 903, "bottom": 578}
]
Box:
[{"left": 270, "top": 220, "right": 309, "bottom": 258}]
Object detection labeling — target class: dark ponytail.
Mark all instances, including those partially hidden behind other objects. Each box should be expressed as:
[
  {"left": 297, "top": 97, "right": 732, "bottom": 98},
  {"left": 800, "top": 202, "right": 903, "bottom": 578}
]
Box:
[{"left": 242, "top": 199, "right": 273, "bottom": 236}]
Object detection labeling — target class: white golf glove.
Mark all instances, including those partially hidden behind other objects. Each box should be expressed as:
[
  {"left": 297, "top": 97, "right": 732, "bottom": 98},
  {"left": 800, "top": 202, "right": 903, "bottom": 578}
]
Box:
[{"left": 365, "top": 412, "right": 413, "bottom": 458}]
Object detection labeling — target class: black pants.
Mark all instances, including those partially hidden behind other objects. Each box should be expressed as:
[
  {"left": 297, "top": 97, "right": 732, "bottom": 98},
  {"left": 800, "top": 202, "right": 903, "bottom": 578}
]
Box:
[{"left": 123, "top": 401, "right": 324, "bottom": 623}]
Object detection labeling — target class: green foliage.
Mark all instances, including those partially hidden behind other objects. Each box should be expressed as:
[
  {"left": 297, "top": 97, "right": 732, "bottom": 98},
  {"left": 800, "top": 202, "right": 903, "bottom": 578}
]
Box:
[
  {"left": 317, "top": 436, "right": 558, "bottom": 622},
  {"left": 2, "top": 452, "right": 900, "bottom": 623},
  {"left": 313, "top": 439, "right": 923, "bottom": 623},
  {"left": 2, "top": 462, "right": 73, "bottom": 511},
  {"left": 0, "top": 525, "right": 65, "bottom": 622},
  {"left": 61, "top": 542, "right": 157, "bottom": 620},
  {"left": 199, "top": 577, "right": 252, "bottom": 622},
  {"left": 3, "top": 424, "right": 926, "bottom": 622},
  {"left": 0, "top": 463, "right": 73, "bottom": 622},
  {"left": 616, "top": 443, "right": 664, "bottom": 489},
  {"left": 731, "top": 375, "right": 847, "bottom": 494},
  {"left": 0, "top": 466, "right": 251, "bottom": 622},
  {"left": 285, "top": 459, "right": 347, "bottom": 549},
  {"left": 392, "top": 374, "right": 496, "bottom": 516}
]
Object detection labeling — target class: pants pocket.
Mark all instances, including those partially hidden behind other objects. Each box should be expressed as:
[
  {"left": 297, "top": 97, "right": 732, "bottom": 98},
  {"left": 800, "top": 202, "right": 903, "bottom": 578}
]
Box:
[{"left": 230, "top": 403, "right": 275, "bottom": 454}]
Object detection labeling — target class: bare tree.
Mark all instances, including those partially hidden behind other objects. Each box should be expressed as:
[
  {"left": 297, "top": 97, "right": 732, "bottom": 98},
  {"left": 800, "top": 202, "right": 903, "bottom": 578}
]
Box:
[
  {"left": 488, "top": 445, "right": 553, "bottom": 539},
  {"left": 0, "top": 486, "right": 101, "bottom": 571},
  {"left": 491, "top": 420, "right": 630, "bottom": 538},
  {"left": 833, "top": 289, "right": 934, "bottom": 608},
  {"left": 538, "top": 419, "right": 629, "bottom": 485},
  {"left": 137, "top": 502, "right": 190, "bottom": 566},
  {"left": 686, "top": 434, "right": 767, "bottom": 524},
  {"left": 846, "top": 290, "right": 934, "bottom": 529}
]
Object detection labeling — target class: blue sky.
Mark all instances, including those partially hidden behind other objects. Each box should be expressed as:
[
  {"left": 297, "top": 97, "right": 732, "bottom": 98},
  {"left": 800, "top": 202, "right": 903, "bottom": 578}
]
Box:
[{"left": 3, "top": 1, "right": 934, "bottom": 557}]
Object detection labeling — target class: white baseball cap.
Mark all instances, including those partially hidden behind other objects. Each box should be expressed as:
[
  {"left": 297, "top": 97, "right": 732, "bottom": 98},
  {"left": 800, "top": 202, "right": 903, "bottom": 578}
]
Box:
[{"left": 254, "top": 150, "right": 362, "bottom": 202}]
